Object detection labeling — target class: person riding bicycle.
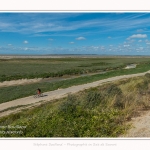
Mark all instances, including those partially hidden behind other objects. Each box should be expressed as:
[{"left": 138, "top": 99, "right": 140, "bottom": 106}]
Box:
[{"left": 37, "top": 88, "right": 41, "bottom": 96}]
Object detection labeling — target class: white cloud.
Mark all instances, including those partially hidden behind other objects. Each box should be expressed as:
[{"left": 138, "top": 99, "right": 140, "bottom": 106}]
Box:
[
  {"left": 126, "top": 38, "right": 136, "bottom": 43},
  {"left": 123, "top": 44, "right": 130, "bottom": 47},
  {"left": 136, "top": 29, "right": 144, "bottom": 33},
  {"left": 100, "top": 46, "right": 105, "bottom": 49},
  {"left": 129, "top": 34, "right": 147, "bottom": 39},
  {"left": 0, "top": 13, "right": 150, "bottom": 38},
  {"left": 108, "top": 36, "right": 112, "bottom": 39},
  {"left": 76, "top": 37, "right": 86, "bottom": 40},
  {"left": 140, "top": 47, "right": 143, "bottom": 49},
  {"left": 145, "top": 39, "right": 150, "bottom": 44},
  {"left": 8, "top": 44, "right": 12, "bottom": 46},
  {"left": 69, "top": 42, "right": 74, "bottom": 44},
  {"left": 24, "top": 47, "right": 29, "bottom": 51},
  {"left": 138, "top": 40, "right": 142, "bottom": 42},
  {"left": 23, "top": 40, "right": 28, "bottom": 44}
]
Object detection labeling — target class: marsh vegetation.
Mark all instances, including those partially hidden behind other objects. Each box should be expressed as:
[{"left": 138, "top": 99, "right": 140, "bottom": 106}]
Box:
[
  {"left": 0, "top": 57, "right": 150, "bottom": 82},
  {"left": 1, "top": 57, "right": 150, "bottom": 104}
]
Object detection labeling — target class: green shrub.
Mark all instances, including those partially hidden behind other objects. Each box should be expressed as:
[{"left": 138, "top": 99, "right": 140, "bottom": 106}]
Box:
[
  {"left": 113, "top": 95, "right": 124, "bottom": 109},
  {"left": 85, "top": 91, "right": 103, "bottom": 108},
  {"left": 58, "top": 94, "right": 78, "bottom": 114},
  {"left": 135, "top": 80, "right": 149, "bottom": 94},
  {"left": 145, "top": 73, "right": 150, "bottom": 78},
  {"left": 106, "top": 84, "right": 122, "bottom": 96}
]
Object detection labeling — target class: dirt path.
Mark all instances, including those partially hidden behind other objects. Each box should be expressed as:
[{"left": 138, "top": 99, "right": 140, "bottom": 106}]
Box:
[
  {"left": 0, "top": 78, "right": 42, "bottom": 87},
  {"left": 120, "top": 110, "right": 150, "bottom": 137}
]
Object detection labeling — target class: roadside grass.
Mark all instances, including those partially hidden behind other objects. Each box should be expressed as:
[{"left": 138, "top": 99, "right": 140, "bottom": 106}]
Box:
[
  {"left": 0, "top": 74, "right": 150, "bottom": 137},
  {"left": 0, "top": 104, "right": 32, "bottom": 113},
  {"left": 1, "top": 62, "right": 150, "bottom": 104}
]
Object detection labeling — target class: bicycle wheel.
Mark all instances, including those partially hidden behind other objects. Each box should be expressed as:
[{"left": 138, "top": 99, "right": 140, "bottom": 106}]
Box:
[{"left": 33, "top": 94, "right": 38, "bottom": 98}]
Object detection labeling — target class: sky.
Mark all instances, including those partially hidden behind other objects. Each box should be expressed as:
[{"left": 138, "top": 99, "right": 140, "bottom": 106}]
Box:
[{"left": 1, "top": 12, "right": 150, "bottom": 55}]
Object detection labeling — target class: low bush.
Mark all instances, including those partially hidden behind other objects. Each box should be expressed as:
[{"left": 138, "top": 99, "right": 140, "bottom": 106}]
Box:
[
  {"left": 58, "top": 94, "right": 78, "bottom": 114},
  {"left": 145, "top": 73, "right": 150, "bottom": 78},
  {"left": 84, "top": 91, "right": 103, "bottom": 108},
  {"left": 105, "top": 84, "right": 122, "bottom": 96}
]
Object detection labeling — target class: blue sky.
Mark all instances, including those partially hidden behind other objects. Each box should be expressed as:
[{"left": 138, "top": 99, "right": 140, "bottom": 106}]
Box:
[{"left": 1, "top": 12, "right": 150, "bottom": 55}]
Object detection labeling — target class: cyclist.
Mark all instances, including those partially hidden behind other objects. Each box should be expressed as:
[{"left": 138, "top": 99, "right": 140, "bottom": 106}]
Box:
[{"left": 37, "top": 88, "right": 41, "bottom": 96}]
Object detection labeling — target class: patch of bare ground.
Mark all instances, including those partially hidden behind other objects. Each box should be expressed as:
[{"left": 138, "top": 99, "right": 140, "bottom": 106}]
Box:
[
  {"left": 0, "top": 78, "right": 42, "bottom": 87},
  {"left": 120, "top": 109, "right": 150, "bottom": 137}
]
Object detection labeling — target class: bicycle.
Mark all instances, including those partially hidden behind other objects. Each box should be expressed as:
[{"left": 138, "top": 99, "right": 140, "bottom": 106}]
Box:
[{"left": 33, "top": 93, "right": 44, "bottom": 98}]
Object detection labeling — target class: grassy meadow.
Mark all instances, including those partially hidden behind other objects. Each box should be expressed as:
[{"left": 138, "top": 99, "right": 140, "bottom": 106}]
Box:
[
  {"left": 1, "top": 56, "right": 150, "bottom": 137},
  {"left": 0, "top": 57, "right": 150, "bottom": 81},
  {"left": 0, "top": 73, "right": 150, "bottom": 137},
  {"left": 1, "top": 57, "right": 150, "bottom": 104}
]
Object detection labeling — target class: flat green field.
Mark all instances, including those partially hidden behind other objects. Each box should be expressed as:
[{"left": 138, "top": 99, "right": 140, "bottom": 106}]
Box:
[
  {"left": 0, "top": 57, "right": 150, "bottom": 81},
  {"left": 1, "top": 56, "right": 150, "bottom": 137},
  {"left": 1, "top": 56, "right": 150, "bottom": 104}
]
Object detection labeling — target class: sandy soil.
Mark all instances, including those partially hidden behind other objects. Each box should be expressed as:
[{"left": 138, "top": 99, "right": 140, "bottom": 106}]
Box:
[
  {"left": 120, "top": 110, "right": 150, "bottom": 137},
  {"left": 0, "top": 78, "right": 42, "bottom": 87},
  {"left": 0, "top": 70, "right": 150, "bottom": 137}
]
